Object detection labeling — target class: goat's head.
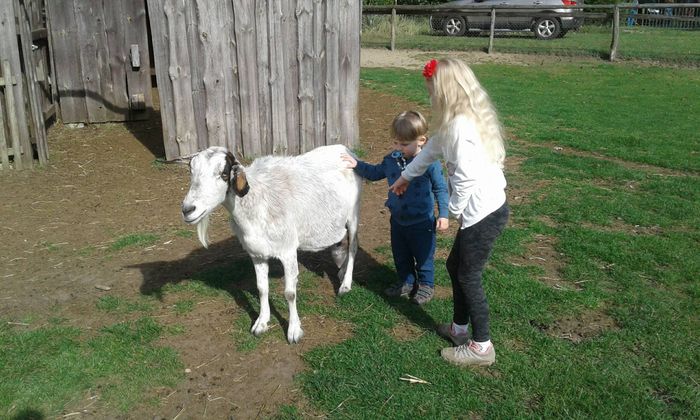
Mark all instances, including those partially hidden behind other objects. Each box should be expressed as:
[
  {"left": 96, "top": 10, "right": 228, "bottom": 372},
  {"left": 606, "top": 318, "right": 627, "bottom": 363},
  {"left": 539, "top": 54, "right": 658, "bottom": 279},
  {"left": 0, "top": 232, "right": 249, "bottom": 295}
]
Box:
[{"left": 181, "top": 147, "right": 249, "bottom": 247}]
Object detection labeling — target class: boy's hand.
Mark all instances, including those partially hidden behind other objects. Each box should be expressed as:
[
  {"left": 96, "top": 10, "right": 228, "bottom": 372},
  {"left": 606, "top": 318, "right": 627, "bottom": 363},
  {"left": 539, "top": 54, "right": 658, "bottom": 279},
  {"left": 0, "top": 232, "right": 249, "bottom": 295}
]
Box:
[
  {"left": 341, "top": 153, "right": 357, "bottom": 168},
  {"left": 436, "top": 217, "right": 449, "bottom": 232}
]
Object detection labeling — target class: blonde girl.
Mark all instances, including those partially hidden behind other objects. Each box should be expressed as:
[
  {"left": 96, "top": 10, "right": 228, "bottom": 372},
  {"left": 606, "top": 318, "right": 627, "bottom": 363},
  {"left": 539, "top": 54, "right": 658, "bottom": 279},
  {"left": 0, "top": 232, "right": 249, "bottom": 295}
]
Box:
[{"left": 389, "top": 58, "right": 509, "bottom": 367}]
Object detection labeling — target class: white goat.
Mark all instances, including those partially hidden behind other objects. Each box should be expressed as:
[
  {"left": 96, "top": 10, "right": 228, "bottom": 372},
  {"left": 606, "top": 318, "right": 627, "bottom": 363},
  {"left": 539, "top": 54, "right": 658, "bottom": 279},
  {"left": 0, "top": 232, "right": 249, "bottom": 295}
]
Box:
[{"left": 181, "top": 144, "right": 361, "bottom": 343}]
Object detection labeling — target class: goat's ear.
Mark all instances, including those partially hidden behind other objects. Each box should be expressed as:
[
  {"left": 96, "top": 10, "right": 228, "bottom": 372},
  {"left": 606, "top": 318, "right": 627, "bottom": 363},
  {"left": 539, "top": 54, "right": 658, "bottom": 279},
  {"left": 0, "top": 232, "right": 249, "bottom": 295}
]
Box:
[
  {"left": 224, "top": 151, "right": 249, "bottom": 197},
  {"left": 232, "top": 167, "right": 249, "bottom": 197}
]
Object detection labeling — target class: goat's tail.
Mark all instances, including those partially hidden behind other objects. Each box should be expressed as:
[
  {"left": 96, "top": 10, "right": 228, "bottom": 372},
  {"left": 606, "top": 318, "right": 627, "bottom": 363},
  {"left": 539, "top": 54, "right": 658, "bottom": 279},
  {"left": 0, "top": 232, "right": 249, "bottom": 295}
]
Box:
[{"left": 196, "top": 215, "right": 210, "bottom": 248}]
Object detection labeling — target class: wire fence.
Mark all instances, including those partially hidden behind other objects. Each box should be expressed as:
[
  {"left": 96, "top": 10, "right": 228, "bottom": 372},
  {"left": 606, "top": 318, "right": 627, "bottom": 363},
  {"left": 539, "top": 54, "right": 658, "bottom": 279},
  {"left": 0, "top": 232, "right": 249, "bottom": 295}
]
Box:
[{"left": 361, "top": 3, "right": 700, "bottom": 64}]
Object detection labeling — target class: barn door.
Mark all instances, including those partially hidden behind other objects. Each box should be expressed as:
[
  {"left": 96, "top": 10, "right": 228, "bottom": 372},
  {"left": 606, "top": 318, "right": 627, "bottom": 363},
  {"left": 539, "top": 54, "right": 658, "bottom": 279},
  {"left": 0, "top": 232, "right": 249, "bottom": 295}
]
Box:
[{"left": 46, "top": 0, "right": 152, "bottom": 123}]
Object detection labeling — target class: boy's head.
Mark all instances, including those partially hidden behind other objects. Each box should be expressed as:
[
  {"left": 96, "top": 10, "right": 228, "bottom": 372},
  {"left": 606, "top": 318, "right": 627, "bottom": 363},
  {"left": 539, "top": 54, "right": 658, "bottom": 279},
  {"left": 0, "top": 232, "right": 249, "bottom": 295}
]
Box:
[{"left": 391, "top": 111, "right": 428, "bottom": 158}]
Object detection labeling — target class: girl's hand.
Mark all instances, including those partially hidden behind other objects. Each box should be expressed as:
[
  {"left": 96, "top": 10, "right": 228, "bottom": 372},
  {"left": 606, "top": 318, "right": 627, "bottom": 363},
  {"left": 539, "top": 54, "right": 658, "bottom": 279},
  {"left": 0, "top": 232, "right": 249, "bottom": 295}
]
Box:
[
  {"left": 436, "top": 217, "right": 449, "bottom": 232},
  {"left": 341, "top": 153, "right": 357, "bottom": 168},
  {"left": 389, "top": 176, "right": 409, "bottom": 196}
]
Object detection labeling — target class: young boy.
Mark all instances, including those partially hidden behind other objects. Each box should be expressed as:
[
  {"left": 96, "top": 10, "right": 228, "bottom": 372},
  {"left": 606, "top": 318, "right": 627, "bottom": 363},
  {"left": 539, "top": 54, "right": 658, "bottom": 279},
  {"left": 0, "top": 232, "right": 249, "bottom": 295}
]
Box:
[{"left": 342, "top": 111, "right": 449, "bottom": 305}]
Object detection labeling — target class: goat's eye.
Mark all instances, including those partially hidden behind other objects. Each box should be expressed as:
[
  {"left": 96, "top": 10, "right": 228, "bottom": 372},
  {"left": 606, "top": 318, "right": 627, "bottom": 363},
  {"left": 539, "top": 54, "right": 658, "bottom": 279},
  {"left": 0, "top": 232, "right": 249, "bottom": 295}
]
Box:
[{"left": 221, "top": 171, "right": 230, "bottom": 182}]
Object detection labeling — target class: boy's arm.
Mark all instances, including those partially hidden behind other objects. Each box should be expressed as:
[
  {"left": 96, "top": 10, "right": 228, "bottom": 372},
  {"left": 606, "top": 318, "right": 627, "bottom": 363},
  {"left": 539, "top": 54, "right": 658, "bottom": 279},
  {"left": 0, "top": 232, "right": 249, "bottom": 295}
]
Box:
[
  {"left": 429, "top": 163, "right": 450, "bottom": 220},
  {"left": 354, "top": 159, "right": 388, "bottom": 181}
]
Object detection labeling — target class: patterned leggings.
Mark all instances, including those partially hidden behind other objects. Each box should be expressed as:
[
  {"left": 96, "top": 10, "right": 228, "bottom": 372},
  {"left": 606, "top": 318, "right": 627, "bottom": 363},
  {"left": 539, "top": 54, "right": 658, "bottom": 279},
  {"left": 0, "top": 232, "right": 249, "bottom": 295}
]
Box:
[{"left": 446, "top": 203, "right": 509, "bottom": 342}]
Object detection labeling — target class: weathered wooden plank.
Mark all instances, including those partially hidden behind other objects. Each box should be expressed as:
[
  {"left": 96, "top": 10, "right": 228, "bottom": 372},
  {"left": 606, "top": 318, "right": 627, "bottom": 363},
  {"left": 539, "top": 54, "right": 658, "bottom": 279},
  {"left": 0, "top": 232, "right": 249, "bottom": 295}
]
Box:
[
  {"left": 164, "top": 0, "right": 197, "bottom": 157},
  {"left": 15, "top": 0, "right": 48, "bottom": 164},
  {"left": 2, "top": 60, "right": 24, "bottom": 169},
  {"left": 338, "top": 0, "right": 359, "bottom": 149},
  {"left": 184, "top": 1, "right": 208, "bottom": 151},
  {"left": 45, "top": 0, "right": 62, "bottom": 122},
  {"left": 146, "top": 0, "right": 178, "bottom": 160},
  {"left": 102, "top": 0, "right": 130, "bottom": 121},
  {"left": 254, "top": 0, "right": 271, "bottom": 154},
  {"left": 74, "top": 0, "right": 109, "bottom": 122},
  {"left": 221, "top": 0, "right": 241, "bottom": 155},
  {"left": 0, "top": 2, "right": 32, "bottom": 167},
  {"left": 0, "top": 91, "right": 9, "bottom": 169},
  {"left": 312, "top": 0, "right": 326, "bottom": 148},
  {"left": 46, "top": 0, "right": 86, "bottom": 122},
  {"left": 193, "top": 0, "right": 226, "bottom": 149},
  {"left": 325, "top": 0, "right": 341, "bottom": 146},
  {"left": 280, "top": 0, "right": 299, "bottom": 155},
  {"left": 297, "top": 0, "right": 314, "bottom": 153},
  {"left": 122, "top": 0, "right": 152, "bottom": 121},
  {"left": 267, "top": 0, "right": 287, "bottom": 155},
  {"left": 232, "top": 0, "right": 262, "bottom": 157}
]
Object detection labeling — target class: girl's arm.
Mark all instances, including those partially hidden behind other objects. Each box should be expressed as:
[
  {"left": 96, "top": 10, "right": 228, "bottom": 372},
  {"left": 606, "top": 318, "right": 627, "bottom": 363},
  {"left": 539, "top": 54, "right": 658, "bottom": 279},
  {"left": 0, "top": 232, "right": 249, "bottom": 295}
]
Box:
[
  {"left": 401, "top": 137, "right": 442, "bottom": 181},
  {"left": 389, "top": 137, "right": 442, "bottom": 195}
]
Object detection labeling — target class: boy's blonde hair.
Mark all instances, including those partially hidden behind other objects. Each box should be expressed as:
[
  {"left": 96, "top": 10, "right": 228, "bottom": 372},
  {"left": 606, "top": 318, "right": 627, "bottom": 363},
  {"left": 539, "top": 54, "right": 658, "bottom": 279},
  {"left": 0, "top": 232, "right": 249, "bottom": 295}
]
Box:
[
  {"left": 390, "top": 110, "right": 428, "bottom": 143},
  {"left": 430, "top": 58, "right": 505, "bottom": 168}
]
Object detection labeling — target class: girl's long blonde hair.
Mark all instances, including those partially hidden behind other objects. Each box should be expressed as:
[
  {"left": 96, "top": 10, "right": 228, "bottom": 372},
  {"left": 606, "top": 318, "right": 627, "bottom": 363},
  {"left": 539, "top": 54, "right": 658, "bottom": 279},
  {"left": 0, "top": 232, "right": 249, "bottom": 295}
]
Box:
[{"left": 430, "top": 58, "right": 505, "bottom": 168}]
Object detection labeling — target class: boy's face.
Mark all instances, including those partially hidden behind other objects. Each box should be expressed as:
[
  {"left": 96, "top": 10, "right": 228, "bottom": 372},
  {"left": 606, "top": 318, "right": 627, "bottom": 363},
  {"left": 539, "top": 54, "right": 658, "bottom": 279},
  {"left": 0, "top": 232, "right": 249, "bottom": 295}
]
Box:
[{"left": 394, "top": 137, "right": 426, "bottom": 158}]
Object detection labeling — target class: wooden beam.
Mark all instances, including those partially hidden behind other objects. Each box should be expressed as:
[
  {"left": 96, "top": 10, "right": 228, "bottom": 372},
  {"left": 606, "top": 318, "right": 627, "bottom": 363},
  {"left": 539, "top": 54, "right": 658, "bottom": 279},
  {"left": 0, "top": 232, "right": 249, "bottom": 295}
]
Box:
[
  {"left": 0, "top": 92, "right": 10, "bottom": 169},
  {"left": 16, "top": 0, "right": 48, "bottom": 164},
  {"left": 2, "top": 60, "right": 24, "bottom": 169}
]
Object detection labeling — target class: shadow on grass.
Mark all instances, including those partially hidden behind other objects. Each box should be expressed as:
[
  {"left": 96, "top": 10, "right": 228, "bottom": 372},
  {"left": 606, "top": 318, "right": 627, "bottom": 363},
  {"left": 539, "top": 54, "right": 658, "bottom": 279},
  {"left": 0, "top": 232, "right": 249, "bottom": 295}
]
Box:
[{"left": 130, "top": 237, "right": 440, "bottom": 340}]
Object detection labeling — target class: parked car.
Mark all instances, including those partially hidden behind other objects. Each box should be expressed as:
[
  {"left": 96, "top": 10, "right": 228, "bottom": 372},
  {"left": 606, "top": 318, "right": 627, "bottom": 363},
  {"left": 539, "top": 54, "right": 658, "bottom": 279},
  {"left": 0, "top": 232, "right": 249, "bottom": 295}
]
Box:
[{"left": 429, "top": 0, "right": 583, "bottom": 40}]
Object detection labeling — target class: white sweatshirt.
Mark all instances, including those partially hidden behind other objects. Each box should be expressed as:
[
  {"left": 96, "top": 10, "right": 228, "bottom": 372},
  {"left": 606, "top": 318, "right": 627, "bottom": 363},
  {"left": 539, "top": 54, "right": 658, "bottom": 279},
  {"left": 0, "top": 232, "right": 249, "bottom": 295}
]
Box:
[{"left": 401, "top": 115, "right": 506, "bottom": 228}]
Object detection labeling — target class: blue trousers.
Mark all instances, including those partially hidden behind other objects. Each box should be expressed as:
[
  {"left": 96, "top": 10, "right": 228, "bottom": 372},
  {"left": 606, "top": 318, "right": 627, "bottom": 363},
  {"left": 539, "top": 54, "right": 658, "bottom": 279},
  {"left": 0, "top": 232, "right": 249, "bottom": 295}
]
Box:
[{"left": 391, "top": 218, "right": 436, "bottom": 288}]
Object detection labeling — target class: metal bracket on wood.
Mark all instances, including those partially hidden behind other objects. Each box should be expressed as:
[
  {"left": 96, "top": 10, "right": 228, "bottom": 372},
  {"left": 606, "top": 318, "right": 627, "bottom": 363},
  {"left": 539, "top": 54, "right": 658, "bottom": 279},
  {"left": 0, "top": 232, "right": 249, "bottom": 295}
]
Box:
[
  {"left": 0, "top": 75, "right": 18, "bottom": 87},
  {"left": 130, "top": 44, "right": 141, "bottom": 69}
]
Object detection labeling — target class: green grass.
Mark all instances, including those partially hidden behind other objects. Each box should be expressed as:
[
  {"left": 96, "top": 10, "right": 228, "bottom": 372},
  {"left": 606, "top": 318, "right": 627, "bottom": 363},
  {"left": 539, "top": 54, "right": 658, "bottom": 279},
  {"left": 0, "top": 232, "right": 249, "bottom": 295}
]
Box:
[
  {"left": 109, "top": 233, "right": 159, "bottom": 251},
  {"left": 0, "top": 318, "right": 183, "bottom": 417},
  {"left": 361, "top": 64, "right": 700, "bottom": 172},
  {"left": 361, "top": 15, "right": 700, "bottom": 64},
  {"left": 287, "top": 64, "right": 699, "bottom": 418},
  {"left": 2, "top": 60, "right": 699, "bottom": 418}
]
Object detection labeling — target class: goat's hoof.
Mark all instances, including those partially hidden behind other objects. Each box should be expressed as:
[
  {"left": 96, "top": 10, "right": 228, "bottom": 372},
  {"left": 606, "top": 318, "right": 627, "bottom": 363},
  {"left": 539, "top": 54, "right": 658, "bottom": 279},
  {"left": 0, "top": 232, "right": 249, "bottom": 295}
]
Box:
[
  {"left": 338, "top": 284, "right": 352, "bottom": 295},
  {"left": 287, "top": 326, "right": 304, "bottom": 344},
  {"left": 251, "top": 320, "right": 269, "bottom": 336}
]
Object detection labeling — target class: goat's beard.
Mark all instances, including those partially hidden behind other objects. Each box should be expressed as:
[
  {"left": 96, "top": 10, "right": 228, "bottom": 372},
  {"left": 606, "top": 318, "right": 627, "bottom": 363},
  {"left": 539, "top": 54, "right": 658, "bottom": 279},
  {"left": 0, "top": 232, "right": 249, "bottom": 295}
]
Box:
[{"left": 196, "top": 214, "right": 210, "bottom": 248}]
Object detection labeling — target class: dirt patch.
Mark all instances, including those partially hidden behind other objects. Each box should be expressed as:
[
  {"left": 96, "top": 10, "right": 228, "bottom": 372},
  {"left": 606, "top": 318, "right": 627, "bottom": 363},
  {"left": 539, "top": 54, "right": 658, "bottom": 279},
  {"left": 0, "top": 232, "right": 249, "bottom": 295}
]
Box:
[
  {"left": 1, "top": 49, "right": 635, "bottom": 417},
  {"left": 360, "top": 48, "right": 602, "bottom": 69},
  {"left": 509, "top": 234, "right": 574, "bottom": 291},
  {"left": 533, "top": 309, "right": 620, "bottom": 343},
  {"left": 0, "top": 83, "right": 454, "bottom": 418}
]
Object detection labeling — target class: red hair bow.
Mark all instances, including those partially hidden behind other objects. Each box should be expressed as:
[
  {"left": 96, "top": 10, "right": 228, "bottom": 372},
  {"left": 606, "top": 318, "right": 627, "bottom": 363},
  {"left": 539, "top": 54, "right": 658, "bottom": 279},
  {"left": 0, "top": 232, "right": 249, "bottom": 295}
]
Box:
[{"left": 422, "top": 59, "right": 438, "bottom": 79}]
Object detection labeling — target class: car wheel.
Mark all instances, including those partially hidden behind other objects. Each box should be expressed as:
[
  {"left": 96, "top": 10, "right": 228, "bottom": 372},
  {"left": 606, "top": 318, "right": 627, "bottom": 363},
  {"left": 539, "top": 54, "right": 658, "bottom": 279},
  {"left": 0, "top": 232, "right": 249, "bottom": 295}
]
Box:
[
  {"left": 442, "top": 16, "right": 467, "bottom": 37},
  {"left": 533, "top": 17, "right": 561, "bottom": 40}
]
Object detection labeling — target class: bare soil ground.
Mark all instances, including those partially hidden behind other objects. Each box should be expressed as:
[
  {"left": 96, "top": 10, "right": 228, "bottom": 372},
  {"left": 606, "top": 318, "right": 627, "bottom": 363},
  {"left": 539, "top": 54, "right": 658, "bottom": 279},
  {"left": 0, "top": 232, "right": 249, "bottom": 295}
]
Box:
[{"left": 1, "top": 50, "right": 605, "bottom": 418}]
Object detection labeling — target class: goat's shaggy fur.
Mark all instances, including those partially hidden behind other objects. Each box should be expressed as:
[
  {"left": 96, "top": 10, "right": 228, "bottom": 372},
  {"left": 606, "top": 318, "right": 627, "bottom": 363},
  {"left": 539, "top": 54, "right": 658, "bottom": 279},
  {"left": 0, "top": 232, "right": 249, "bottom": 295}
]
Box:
[{"left": 181, "top": 145, "right": 361, "bottom": 343}]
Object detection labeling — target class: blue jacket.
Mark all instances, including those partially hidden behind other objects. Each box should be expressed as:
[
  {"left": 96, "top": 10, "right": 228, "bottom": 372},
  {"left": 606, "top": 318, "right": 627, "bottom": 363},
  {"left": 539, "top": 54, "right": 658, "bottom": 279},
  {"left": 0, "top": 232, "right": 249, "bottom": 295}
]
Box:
[{"left": 354, "top": 151, "right": 449, "bottom": 226}]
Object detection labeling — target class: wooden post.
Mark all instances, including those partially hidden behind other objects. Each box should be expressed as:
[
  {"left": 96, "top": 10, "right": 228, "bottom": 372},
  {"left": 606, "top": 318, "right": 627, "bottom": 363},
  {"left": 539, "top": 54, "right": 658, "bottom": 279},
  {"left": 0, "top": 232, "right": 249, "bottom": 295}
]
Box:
[
  {"left": 2, "top": 60, "right": 24, "bottom": 169},
  {"left": 0, "top": 94, "right": 9, "bottom": 169},
  {"left": 390, "top": 5, "right": 396, "bottom": 52},
  {"left": 488, "top": 8, "right": 496, "bottom": 54},
  {"left": 15, "top": 0, "right": 48, "bottom": 164},
  {"left": 610, "top": 5, "right": 620, "bottom": 61}
]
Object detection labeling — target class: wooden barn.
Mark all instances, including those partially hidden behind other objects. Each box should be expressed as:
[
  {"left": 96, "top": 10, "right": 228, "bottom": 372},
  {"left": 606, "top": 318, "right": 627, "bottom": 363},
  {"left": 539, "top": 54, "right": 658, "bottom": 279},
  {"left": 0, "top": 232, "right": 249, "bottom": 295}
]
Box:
[{"left": 0, "top": 0, "right": 361, "bottom": 169}]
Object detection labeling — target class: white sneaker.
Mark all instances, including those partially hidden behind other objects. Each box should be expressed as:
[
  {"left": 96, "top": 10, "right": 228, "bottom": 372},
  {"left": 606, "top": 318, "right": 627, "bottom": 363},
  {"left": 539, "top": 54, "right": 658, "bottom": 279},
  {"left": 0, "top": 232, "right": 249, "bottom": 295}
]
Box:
[{"left": 441, "top": 340, "right": 495, "bottom": 367}]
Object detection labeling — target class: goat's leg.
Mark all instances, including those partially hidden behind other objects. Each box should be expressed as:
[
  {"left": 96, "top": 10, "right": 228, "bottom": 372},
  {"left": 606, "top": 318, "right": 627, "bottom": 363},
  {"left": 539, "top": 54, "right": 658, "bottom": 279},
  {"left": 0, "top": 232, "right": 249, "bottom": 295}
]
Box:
[
  {"left": 281, "top": 253, "right": 304, "bottom": 344},
  {"left": 251, "top": 257, "right": 271, "bottom": 336},
  {"left": 338, "top": 212, "right": 359, "bottom": 295}
]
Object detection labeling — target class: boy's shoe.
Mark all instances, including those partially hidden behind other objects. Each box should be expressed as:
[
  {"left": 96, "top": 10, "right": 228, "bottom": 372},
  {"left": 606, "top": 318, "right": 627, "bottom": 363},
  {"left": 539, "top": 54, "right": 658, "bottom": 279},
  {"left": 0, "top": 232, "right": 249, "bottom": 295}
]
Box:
[
  {"left": 436, "top": 323, "right": 469, "bottom": 346},
  {"left": 441, "top": 341, "right": 495, "bottom": 367},
  {"left": 411, "top": 284, "right": 434, "bottom": 305},
  {"left": 384, "top": 282, "right": 414, "bottom": 298}
]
